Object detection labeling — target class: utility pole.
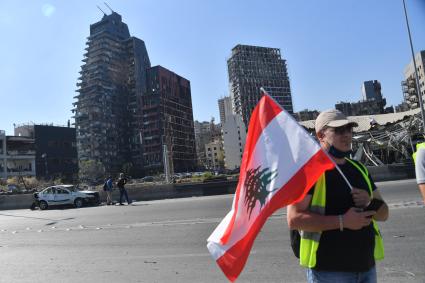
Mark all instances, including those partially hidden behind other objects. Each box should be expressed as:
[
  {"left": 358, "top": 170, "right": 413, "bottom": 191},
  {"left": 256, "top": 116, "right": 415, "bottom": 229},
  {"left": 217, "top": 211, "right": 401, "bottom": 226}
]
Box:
[{"left": 403, "top": 0, "right": 425, "bottom": 134}]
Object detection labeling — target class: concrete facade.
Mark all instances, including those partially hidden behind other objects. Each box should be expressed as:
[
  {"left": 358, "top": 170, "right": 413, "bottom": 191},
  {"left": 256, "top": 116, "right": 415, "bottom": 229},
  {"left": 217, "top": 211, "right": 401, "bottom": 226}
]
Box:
[
  {"left": 222, "top": 114, "right": 246, "bottom": 170},
  {"left": 0, "top": 132, "right": 36, "bottom": 180},
  {"left": 362, "top": 80, "right": 383, "bottom": 101},
  {"left": 402, "top": 50, "right": 425, "bottom": 110},
  {"left": 218, "top": 96, "right": 233, "bottom": 124},
  {"left": 194, "top": 120, "right": 221, "bottom": 169},
  {"left": 14, "top": 124, "right": 78, "bottom": 181},
  {"left": 205, "top": 138, "right": 224, "bottom": 170}
]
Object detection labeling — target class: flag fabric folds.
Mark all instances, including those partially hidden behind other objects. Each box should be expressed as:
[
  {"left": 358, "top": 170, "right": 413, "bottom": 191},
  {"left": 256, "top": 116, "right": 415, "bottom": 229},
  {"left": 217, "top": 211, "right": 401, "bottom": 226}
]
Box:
[{"left": 206, "top": 94, "right": 335, "bottom": 282}]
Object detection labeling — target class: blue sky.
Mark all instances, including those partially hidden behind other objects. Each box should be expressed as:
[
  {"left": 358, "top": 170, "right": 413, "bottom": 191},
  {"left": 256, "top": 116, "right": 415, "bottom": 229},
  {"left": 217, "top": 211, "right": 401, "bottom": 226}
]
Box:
[{"left": 0, "top": 0, "right": 424, "bottom": 135}]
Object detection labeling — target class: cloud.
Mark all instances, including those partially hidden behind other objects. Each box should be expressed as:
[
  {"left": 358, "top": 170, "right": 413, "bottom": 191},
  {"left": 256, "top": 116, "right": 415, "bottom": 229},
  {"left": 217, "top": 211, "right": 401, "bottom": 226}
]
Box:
[{"left": 42, "top": 4, "right": 56, "bottom": 17}]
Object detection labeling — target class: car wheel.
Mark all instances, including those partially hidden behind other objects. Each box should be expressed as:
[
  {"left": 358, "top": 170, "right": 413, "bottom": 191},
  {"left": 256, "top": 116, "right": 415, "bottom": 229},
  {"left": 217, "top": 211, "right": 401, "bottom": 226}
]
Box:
[
  {"left": 74, "top": 198, "right": 83, "bottom": 208},
  {"left": 39, "top": 201, "right": 48, "bottom": 210}
]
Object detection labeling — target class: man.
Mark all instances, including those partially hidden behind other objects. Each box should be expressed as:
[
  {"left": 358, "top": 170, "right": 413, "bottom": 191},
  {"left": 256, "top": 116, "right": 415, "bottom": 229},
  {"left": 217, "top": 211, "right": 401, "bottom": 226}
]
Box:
[
  {"left": 413, "top": 142, "right": 425, "bottom": 203},
  {"left": 105, "top": 176, "right": 113, "bottom": 205},
  {"left": 287, "top": 109, "right": 389, "bottom": 283},
  {"left": 117, "top": 173, "right": 131, "bottom": 205}
]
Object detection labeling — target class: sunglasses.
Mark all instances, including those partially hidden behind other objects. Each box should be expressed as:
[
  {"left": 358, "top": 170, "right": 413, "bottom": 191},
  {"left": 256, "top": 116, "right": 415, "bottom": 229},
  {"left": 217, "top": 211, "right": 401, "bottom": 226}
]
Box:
[{"left": 328, "top": 125, "right": 353, "bottom": 135}]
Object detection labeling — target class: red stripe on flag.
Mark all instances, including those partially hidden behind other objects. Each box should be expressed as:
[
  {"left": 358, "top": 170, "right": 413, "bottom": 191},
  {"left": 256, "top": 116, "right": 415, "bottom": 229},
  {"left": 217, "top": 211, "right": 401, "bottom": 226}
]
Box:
[
  {"left": 241, "top": 95, "right": 283, "bottom": 174},
  {"left": 215, "top": 149, "right": 334, "bottom": 282},
  {"left": 220, "top": 95, "right": 282, "bottom": 245}
]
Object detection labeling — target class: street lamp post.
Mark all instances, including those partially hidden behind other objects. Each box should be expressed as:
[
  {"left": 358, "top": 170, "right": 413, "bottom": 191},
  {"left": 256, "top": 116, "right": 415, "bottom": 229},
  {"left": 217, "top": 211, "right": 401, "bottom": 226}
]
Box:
[{"left": 402, "top": 0, "right": 425, "bottom": 134}]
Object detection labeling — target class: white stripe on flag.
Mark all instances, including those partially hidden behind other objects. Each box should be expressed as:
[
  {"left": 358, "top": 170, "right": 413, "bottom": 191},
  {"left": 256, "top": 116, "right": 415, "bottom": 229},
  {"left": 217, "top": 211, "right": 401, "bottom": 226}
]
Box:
[{"left": 207, "top": 109, "right": 322, "bottom": 255}]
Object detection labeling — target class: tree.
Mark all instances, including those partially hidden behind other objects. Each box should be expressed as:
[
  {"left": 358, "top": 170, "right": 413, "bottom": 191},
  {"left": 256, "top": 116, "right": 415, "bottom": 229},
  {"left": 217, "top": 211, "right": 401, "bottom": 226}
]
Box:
[{"left": 79, "top": 160, "right": 105, "bottom": 184}]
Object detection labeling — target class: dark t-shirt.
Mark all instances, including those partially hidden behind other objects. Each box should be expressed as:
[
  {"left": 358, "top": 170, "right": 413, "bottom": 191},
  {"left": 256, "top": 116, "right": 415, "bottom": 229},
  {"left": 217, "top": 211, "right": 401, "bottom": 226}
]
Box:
[
  {"left": 307, "top": 159, "right": 377, "bottom": 272},
  {"left": 117, "top": 177, "right": 127, "bottom": 189}
]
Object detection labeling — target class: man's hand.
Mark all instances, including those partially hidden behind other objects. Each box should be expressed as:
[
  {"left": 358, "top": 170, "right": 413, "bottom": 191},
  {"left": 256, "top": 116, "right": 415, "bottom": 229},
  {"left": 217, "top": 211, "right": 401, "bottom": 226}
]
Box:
[
  {"left": 343, "top": 207, "right": 375, "bottom": 230},
  {"left": 351, "top": 188, "right": 371, "bottom": 208}
]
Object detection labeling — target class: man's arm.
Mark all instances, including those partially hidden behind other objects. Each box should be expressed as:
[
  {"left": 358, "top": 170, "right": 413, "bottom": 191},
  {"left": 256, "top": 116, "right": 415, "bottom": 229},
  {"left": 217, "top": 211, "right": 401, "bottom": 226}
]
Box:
[
  {"left": 287, "top": 195, "right": 375, "bottom": 232},
  {"left": 371, "top": 189, "right": 389, "bottom": 221}
]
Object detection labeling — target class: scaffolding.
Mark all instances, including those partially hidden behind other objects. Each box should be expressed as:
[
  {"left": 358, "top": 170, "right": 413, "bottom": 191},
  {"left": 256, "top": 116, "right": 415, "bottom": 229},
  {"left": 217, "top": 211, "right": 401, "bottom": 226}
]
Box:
[{"left": 73, "top": 12, "right": 150, "bottom": 176}]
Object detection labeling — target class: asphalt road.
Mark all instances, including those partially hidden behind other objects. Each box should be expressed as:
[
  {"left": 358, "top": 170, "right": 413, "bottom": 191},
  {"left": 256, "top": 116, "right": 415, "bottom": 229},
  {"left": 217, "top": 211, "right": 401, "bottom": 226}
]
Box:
[{"left": 0, "top": 179, "right": 423, "bottom": 283}]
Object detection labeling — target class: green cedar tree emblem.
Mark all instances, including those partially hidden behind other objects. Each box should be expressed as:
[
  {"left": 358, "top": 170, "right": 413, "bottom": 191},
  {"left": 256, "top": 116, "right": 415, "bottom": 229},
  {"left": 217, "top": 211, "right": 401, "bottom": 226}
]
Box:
[{"left": 243, "top": 166, "right": 278, "bottom": 219}]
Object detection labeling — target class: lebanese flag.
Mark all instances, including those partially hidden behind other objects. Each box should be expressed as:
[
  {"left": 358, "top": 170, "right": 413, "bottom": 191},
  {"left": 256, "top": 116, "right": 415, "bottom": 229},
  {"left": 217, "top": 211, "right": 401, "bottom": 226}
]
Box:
[{"left": 207, "top": 93, "right": 335, "bottom": 282}]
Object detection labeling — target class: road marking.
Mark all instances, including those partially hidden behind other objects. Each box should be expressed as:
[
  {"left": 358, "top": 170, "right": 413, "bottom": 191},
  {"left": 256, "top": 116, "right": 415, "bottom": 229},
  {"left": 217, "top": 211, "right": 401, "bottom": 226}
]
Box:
[
  {"left": 4, "top": 200, "right": 423, "bottom": 236},
  {"left": 388, "top": 200, "right": 424, "bottom": 209},
  {"left": 0, "top": 212, "right": 288, "bottom": 235}
]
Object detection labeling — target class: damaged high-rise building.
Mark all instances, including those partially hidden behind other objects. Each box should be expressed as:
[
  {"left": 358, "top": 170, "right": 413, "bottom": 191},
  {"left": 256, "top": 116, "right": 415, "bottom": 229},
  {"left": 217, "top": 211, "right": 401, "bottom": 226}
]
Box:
[
  {"left": 73, "top": 12, "right": 150, "bottom": 175},
  {"left": 142, "top": 66, "right": 196, "bottom": 174},
  {"left": 73, "top": 11, "right": 196, "bottom": 177},
  {"left": 227, "top": 44, "right": 293, "bottom": 126}
]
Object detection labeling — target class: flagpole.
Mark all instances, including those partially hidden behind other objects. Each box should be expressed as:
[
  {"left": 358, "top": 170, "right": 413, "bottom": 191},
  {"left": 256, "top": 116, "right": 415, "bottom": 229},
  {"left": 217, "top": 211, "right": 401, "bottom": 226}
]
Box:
[{"left": 259, "top": 88, "right": 354, "bottom": 191}]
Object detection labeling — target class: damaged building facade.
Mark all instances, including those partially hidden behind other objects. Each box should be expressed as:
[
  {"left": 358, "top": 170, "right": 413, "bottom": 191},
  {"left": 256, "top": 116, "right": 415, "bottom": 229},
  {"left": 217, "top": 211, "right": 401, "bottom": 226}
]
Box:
[
  {"left": 73, "top": 12, "right": 196, "bottom": 177},
  {"left": 335, "top": 80, "right": 389, "bottom": 116},
  {"left": 227, "top": 44, "right": 293, "bottom": 126},
  {"left": 0, "top": 130, "right": 36, "bottom": 179},
  {"left": 142, "top": 66, "right": 196, "bottom": 174},
  {"left": 402, "top": 50, "right": 425, "bottom": 110},
  {"left": 14, "top": 124, "right": 78, "bottom": 181}
]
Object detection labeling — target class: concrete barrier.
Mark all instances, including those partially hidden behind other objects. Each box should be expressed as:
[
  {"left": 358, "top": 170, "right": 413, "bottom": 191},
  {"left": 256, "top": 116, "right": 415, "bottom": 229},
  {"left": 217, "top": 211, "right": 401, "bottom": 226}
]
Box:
[
  {"left": 367, "top": 163, "right": 415, "bottom": 182},
  {"left": 0, "top": 194, "right": 35, "bottom": 210},
  {"left": 0, "top": 164, "right": 415, "bottom": 211},
  {"left": 0, "top": 180, "right": 239, "bottom": 211},
  {"left": 100, "top": 180, "right": 238, "bottom": 203}
]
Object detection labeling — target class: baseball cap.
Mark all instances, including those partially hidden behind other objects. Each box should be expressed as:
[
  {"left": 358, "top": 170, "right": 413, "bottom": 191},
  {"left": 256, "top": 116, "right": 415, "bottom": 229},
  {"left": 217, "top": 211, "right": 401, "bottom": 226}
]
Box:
[{"left": 315, "top": 109, "right": 358, "bottom": 133}]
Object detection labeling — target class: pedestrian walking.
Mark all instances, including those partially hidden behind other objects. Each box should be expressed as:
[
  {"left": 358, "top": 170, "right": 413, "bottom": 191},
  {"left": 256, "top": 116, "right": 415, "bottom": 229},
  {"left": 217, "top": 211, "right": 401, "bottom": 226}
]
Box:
[
  {"left": 117, "top": 173, "right": 131, "bottom": 205},
  {"left": 287, "top": 109, "right": 389, "bottom": 283},
  {"left": 104, "top": 176, "right": 114, "bottom": 205}
]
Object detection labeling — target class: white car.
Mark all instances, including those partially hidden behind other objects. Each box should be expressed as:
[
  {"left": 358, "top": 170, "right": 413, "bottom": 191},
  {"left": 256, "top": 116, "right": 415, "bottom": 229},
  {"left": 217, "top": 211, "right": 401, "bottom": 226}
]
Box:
[{"left": 34, "top": 185, "right": 99, "bottom": 210}]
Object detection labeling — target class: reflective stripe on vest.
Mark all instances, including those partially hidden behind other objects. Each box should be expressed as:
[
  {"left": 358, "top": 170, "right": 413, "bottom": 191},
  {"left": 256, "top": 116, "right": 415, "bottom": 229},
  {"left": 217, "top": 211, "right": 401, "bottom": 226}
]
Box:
[
  {"left": 299, "top": 174, "right": 325, "bottom": 268},
  {"left": 412, "top": 142, "right": 425, "bottom": 164},
  {"left": 299, "top": 159, "right": 384, "bottom": 268}
]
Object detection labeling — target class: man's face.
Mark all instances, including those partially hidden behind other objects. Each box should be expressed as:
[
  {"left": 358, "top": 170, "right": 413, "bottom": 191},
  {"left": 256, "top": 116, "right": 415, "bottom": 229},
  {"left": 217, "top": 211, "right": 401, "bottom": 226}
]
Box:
[{"left": 319, "top": 124, "right": 353, "bottom": 152}]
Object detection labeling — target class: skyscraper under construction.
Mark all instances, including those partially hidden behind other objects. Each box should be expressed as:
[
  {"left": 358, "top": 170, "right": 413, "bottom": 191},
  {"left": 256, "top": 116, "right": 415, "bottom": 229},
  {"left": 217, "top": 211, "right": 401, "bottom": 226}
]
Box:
[
  {"left": 73, "top": 11, "right": 196, "bottom": 176},
  {"left": 227, "top": 44, "right": 293, "bottom": 126}
]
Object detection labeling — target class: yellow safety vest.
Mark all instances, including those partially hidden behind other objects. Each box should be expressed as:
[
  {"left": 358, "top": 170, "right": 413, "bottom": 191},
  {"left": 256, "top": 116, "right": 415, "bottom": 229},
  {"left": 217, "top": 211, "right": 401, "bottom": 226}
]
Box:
[
  {"left": 299, "top": 158, "right": 384, "bottom": 268},
  {"left": 412, "top": 142, "right": 425, "bottom": 164}
]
